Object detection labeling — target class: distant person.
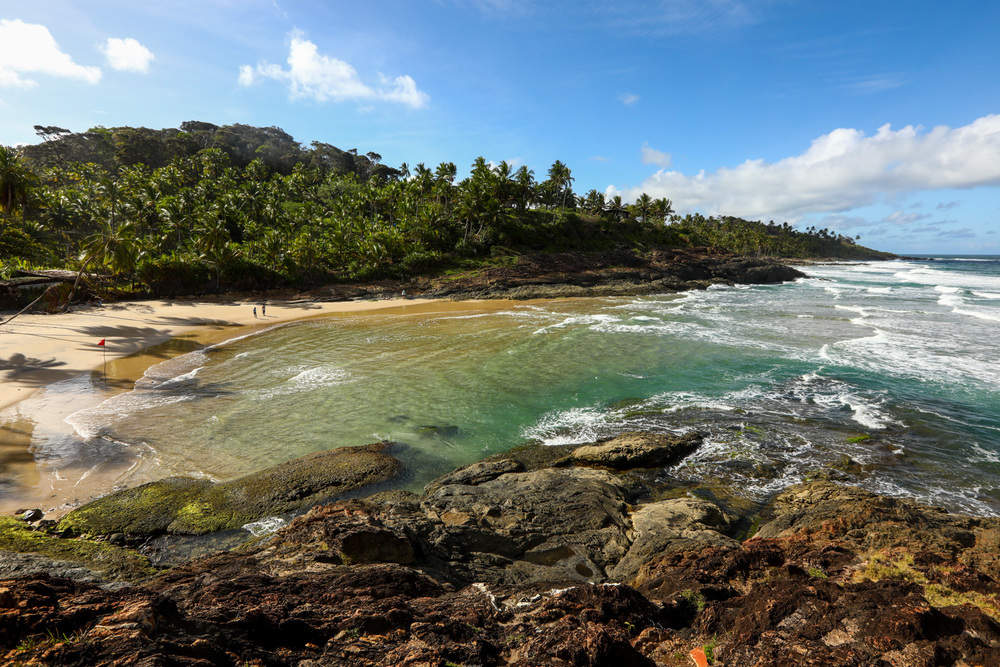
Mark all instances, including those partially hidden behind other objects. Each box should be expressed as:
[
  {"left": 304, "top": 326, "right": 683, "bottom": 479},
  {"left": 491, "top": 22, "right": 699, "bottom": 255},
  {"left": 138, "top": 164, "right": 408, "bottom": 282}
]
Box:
[
  {"left": 261, "top": 303, "right": 266, "bottom": 316},
  {"left": 253, "top": 306, "right": 257, "bottom": 318}
]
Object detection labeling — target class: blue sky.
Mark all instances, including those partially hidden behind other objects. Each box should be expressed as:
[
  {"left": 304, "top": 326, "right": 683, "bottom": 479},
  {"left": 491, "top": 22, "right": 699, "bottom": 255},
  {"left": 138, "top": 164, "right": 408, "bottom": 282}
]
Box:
[{"left": 1, "top": 0, "right": 998, "bottom": 253}]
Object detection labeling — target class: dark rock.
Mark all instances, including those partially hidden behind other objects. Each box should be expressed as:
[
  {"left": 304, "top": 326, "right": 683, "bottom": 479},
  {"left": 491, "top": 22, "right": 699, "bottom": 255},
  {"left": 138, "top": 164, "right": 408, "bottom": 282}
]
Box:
[
  {"left": 422, "top": 467, "right": 636, "bottom": 584},
  {"left": 427, "top": 458, "right": 524, "bottom": 490},
  {"left": 5, "top": 447, "right": 1000, "bottom": 665},
  {"left": 18, "top": 509, "right": 43, "bottom": 523}
]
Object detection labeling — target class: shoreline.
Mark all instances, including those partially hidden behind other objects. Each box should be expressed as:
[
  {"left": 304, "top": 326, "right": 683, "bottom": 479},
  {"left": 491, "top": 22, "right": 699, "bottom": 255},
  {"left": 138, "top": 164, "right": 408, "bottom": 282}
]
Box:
[
  {"left": 0, "top": 250, "right": 813, "bottom": 515},
  {"left": 0, "top": 294, "right": 445, "bottom": 515},
  {"left": 0, "top": 294, "right": 439, "bottom": 413}
]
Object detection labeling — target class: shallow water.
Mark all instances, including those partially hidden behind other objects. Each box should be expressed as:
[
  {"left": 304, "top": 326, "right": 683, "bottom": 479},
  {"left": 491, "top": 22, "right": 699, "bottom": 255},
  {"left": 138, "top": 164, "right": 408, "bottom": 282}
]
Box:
[{"left": 4, "top": 257, "right": 1000, "bottom": 516}]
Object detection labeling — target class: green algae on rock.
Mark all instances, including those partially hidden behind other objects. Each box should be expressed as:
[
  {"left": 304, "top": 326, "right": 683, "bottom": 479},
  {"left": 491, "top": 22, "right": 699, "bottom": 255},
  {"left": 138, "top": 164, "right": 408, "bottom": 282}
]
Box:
[
  {"left": 0, "top": 516, "right": 155, "bottom": 582},
  {"left": 58, "top": 442, "right": 402, "bottom": 537}
]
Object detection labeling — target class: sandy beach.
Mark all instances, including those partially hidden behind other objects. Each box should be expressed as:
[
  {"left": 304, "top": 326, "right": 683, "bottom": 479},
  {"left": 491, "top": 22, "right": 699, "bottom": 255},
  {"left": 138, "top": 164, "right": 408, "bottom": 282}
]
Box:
[{"left": 0, "top": 295, "right": 435, "bottom": 412}]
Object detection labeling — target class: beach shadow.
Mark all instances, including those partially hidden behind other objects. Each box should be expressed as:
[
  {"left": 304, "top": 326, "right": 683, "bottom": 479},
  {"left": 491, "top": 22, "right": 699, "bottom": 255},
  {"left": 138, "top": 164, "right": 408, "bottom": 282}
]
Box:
[
  {"left": 76, "top": 324, "right": 170, "bottom": 340},
  {"left": 154, "top": 316, "right": 241, "bottom": 329},
  {"left": 107, "top": 303, "right": 155, "bottom": 313},
  {"left": 0, "top": 353, "right": 82, "bottom": 388},
  {"left": 0, "top": 353, "right": 66, "bottom": 374}
]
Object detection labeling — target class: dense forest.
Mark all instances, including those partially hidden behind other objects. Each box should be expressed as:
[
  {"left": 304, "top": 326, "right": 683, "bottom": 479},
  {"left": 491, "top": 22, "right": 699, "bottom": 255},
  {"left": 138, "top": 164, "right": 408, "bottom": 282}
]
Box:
[{"left": 1, "top": 122, "right": 889, "bottom": 296}]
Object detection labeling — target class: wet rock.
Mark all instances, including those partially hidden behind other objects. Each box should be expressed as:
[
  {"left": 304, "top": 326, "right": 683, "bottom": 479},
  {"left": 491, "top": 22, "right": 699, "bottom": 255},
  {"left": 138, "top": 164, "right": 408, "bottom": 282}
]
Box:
[
  {"left": 58, "top": 442, "right": 402, "bottom": 537},
  {"left": 566, "top": 431, "right": 702, "bottom": 470},
  {"left": 427, "top": 458, "right": 524, "bottom": 491},
  {"left": 18, "top": 509, "right": 43, "bottom": 522},
  {"left": 0, "top": 516, "right": 154, "bottom": 583},
  {"left": 417, "top": 424, "right": 462, "bottom": 438}
]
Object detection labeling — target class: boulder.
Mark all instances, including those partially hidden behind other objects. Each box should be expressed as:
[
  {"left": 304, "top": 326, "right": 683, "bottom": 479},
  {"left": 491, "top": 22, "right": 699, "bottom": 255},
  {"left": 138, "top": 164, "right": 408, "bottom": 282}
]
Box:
[
  {"left": 609, "top": 497, "right": 738, "bottom": 581},
  {"left": 58, "top": 442, "right": 401, "bottom": 537},
  {"left": 567, "top": 431, "right": 702, "bottom": 469},
  {"left": 422, "top": 467, "right": 637, "bottom": 584},
  {"left": 425, "top": 458, "right": 524, "bottom": 492},
  {"left": 0, "top": 516, "right": 154, "bottom": 582}
]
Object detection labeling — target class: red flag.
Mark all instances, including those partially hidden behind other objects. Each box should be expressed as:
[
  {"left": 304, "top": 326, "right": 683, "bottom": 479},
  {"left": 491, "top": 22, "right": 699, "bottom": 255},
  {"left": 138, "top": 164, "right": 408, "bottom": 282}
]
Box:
[{"left": 97, "top": 339, "right": 106, "bottom": 347}]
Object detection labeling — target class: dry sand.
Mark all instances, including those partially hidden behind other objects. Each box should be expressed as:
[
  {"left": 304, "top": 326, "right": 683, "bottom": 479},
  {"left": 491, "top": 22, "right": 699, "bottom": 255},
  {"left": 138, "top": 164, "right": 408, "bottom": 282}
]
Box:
[{"left": 0, "top": 295, "right": 434, "bottom": 411}]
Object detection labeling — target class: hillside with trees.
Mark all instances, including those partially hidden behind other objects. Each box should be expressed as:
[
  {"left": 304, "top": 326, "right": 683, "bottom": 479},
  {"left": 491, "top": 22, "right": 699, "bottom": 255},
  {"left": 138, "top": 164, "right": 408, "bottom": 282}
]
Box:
[{"left": 1, "top": 122, "right": 891, "bottom": 298}]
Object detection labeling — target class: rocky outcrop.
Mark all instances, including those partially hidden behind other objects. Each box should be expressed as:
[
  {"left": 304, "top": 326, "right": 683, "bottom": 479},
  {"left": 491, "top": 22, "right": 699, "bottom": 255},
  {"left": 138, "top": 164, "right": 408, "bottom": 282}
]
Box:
[
  {"left": 4, "top": 434, "right": 1000, "bottom": 665},
  {"left": 413, "top": 248, "right": 806, "bottom": 301},
  {"left": 58, "top": 442, "right": 401, "bottom": 537},
  {"left": 564, "top": 431, "right": 702, "bottom": 470},
  {"left": 422, "top": 467, "right": 637, "bottom": 585}
]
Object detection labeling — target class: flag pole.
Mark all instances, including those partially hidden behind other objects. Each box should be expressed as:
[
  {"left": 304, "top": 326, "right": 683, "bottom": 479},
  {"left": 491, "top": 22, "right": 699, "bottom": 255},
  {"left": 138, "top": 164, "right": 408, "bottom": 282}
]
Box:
[{"left": 97, "top": 338, "right": 107, "bottom": 385}]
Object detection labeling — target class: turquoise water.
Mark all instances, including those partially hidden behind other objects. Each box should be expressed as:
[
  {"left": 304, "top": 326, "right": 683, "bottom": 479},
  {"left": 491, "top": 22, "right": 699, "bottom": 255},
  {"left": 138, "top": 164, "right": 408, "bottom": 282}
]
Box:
[{"left": 28, "top": 258, "right": 1000, "bottom": 515}]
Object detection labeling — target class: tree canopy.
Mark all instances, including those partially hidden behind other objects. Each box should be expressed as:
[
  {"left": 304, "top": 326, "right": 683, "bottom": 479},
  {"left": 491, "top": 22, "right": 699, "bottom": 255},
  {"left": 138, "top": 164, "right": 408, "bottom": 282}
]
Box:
[{"left": 1, "top": 122, "right": 889, "bottom": 294}]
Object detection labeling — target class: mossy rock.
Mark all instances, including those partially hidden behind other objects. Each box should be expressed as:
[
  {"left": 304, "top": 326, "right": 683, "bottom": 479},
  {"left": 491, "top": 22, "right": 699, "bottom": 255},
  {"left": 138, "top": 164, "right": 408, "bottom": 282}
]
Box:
[
  {"left": 0, "top": 516, "right": 155, "bottom": 581},
  {"left": 59, "top": 442, "right": 402, "bottom": 537}
]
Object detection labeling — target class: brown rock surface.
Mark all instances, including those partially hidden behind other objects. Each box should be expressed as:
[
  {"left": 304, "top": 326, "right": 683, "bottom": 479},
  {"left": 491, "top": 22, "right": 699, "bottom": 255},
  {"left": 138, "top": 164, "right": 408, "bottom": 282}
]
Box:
[{"left": 4, "top": 444, "right": 1000, "bottom": 665}]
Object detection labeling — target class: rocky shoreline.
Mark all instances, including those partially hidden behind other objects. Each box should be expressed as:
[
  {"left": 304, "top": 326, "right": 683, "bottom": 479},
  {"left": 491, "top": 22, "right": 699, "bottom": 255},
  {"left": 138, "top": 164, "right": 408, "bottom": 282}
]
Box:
[
  {"left": 305, "top": 248, "right": 807, "bottom": 303},
  {"left": 3, "top": 431, "right": 999, "bottom": 665}
]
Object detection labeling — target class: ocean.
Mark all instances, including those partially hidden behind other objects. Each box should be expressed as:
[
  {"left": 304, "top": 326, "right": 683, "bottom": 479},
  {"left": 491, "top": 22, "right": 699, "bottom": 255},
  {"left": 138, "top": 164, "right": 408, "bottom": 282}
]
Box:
[{"left": 6, "top": 257, "right": 1000, "bottom": 516}]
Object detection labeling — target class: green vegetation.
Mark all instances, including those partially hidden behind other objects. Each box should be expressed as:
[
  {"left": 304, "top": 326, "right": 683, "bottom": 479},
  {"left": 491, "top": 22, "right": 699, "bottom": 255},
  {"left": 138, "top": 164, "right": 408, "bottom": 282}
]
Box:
[
  {"left": 680, "top": 588, "right": 707, "bottom": 612},
  {"left": 846, "top": 434, "right": 871, "bottom": 443},
  {"left": 703, "top": 636, "right": 719, "bottom": 664},
  {"left": 1, "top": 122, "right": 891, "bottom": 300},
  {"left": 0, "top": 516, "right": 154, "bottom": 581}
]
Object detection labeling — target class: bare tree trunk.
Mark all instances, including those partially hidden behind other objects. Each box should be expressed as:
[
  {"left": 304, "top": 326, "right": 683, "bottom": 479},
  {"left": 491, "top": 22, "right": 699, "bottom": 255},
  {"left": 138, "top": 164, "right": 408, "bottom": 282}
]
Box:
[{"left": 0, "top": 284, "right": 57, "bottom": 326}]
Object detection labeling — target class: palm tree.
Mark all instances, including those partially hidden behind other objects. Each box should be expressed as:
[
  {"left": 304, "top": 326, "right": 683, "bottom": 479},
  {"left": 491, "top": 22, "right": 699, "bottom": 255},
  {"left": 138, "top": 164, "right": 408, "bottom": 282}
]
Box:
[
  {"left": 651, "top": 197, "right": 674, "bottom": 223},
  {"left": 583, "top": 189, "right": 605, "bottom": 215},
  {"left": 607, "top": 195, "right": 625, "bottom": 222},
  {"left": 635, "top": 193, "right": 653, "bottom": 222},
  {"left": 546, "top": 160, "right": 574, "bottom": 209},
  {"left": 81, "top": 219, "right": 141, "bottom": 281},
  {"left": 514, "top": 165, "right": 535, "bottom": 211},
  {"left": 0, "top": 146, "right": 35, "bottom": 215}
]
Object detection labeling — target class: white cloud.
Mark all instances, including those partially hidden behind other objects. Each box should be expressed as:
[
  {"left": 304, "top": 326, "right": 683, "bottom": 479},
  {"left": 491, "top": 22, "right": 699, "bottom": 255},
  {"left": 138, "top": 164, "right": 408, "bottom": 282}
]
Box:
[
  {"left": 612, "top": 115, "right": 1000, "bottom": 219},
  {"left": 239, "top": 33, "right": 429, "bottom": 108},
  {"left": 641, "top": 143, "right": 671, "bottom": 167},
  {"left": 237, "top": 64, "right": 255, "bottom": 86},
  {"left": 619, "top": 92, "right": 639, "bottom": 106},
  {"left": 0, "top": 19, "right": 101, "bottom": 87},
  {"left": 377, "top": 73, "right": 430, "bottom": 109},
  {"left": 101, "top": 37, "right": 155, "bottom": 73}
]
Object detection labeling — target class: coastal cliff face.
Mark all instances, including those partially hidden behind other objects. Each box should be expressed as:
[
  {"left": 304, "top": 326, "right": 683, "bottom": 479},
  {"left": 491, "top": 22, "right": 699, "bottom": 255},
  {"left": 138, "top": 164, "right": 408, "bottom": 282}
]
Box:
[{"left": 3, "top": 433, "right": 999, "bottom": 665}]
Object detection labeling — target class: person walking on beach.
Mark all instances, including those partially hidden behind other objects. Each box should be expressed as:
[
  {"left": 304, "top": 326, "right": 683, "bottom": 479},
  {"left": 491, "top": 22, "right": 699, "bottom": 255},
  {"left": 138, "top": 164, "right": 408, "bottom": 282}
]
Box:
[
  {"left": 253, "top": 306, "right": 257, "bottom": 319},
  {"left": 261, "top": 303, "right": 266, "bottom": 317}
]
